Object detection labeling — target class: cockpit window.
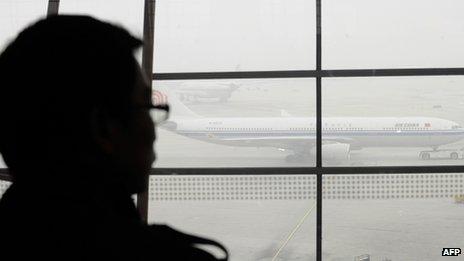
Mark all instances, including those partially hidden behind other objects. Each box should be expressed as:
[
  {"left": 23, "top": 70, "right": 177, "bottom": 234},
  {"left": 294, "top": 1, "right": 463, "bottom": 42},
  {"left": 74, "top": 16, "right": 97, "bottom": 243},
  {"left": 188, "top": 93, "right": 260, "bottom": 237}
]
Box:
[{"left": 452, "top": 125, "right": 462, "bottom": 129}]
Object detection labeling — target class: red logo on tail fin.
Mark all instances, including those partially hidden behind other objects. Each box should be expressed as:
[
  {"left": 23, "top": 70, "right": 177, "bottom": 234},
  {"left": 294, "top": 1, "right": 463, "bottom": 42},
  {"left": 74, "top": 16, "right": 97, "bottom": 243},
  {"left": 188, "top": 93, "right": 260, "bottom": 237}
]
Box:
[{"left": 152, "top": 90, "right": 168, "bottom": 105}]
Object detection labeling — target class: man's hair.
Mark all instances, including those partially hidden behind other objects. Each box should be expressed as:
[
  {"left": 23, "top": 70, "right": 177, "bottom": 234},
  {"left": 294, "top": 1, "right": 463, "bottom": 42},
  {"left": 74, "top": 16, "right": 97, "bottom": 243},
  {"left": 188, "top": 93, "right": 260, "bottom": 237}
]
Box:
[{"left": 0, "top": 15, "right": 142, "bottom": 175}]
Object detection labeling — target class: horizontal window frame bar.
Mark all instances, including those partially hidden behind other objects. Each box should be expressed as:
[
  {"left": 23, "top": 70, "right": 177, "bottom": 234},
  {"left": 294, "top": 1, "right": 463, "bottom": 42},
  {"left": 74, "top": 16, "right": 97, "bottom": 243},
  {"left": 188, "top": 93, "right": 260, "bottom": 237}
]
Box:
[
  {"left": 2, "top": 166, "right": 464, "bottom": 181},
  {"left": 323, "top": 68, "right": 464, "bottom": 78},
  {"left": 153, "top": 68, "right": 464, "bottom": 80},
  {"left": 149, "top": 166, "right": 464, "bottom": 175},
  {"left": 150, "top": 167, "right": 316, "bottom": 175},
  {"left": 154, "top": 70, "right": 316, "bottom": 80}
]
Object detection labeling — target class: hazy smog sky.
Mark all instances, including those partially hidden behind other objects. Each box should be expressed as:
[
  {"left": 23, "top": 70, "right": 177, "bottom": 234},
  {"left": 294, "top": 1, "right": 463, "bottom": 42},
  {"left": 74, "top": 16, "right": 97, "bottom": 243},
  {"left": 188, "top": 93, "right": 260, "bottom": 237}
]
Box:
[{"left": 2, "top": 0, "right": 464, "bottom": 72}]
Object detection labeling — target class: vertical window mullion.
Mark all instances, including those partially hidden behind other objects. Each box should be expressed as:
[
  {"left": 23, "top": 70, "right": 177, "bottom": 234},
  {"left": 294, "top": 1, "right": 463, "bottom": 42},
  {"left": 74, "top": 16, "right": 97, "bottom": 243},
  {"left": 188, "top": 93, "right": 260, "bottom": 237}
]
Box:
[
  {"left": 316, "top": 0, "right": 323, "bottom": 261},
  {"left": 138, "top": 0, "right": 156, "bottom": 223},
  {"left": 47, "top": 0, "right": 60, "bottom": 16}
]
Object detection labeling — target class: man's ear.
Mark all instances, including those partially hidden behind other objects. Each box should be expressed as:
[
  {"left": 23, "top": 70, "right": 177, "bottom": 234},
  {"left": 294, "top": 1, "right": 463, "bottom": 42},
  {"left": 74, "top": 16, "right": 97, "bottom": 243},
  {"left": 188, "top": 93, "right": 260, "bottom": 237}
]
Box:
[{"left": 89, "top": 108, "right": 121, "bottom": 155}]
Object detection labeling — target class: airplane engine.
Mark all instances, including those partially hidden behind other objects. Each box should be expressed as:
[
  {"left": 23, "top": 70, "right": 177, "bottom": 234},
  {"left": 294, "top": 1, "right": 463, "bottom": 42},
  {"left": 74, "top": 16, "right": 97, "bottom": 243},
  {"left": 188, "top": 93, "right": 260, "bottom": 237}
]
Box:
[{"left": 310, "top": 143, "right": 351, "bottom": 160}]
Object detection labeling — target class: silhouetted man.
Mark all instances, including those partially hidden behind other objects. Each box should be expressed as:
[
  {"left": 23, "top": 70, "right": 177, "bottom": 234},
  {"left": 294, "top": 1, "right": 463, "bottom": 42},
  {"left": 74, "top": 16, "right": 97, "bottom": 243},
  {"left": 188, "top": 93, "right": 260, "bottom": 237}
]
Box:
[{"left": 0, "top": 15, "right": 227, "bottom": 261}]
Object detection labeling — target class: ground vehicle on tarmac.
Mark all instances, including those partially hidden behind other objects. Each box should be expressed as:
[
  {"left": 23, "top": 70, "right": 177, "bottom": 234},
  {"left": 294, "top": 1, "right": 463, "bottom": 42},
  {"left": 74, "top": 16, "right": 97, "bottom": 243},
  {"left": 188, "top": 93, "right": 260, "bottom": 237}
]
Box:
[{"left": 419, "top": 148, "right": 464, "bottom": 160}]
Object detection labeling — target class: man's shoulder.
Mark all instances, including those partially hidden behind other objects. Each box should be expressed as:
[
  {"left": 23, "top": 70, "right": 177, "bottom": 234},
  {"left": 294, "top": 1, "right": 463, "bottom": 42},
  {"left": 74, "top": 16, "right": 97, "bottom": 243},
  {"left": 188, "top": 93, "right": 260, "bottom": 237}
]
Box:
[{"left": 141, "top": 224, "right": 228, "bottom": 261}]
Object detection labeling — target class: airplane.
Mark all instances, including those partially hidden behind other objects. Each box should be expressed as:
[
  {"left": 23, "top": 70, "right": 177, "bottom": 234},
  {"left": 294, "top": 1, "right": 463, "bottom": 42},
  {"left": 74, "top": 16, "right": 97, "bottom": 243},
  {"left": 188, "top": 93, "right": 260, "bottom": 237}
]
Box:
[{"left": 157, "top": 96, "right": 464, "bottom": 162}]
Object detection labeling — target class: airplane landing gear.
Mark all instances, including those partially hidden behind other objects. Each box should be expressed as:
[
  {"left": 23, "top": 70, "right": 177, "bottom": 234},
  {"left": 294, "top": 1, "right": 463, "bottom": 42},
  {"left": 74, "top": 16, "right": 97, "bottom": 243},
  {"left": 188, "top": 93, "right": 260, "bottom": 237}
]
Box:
[{"left": 420, "top": 151, "right": 431, "bottom": 160}]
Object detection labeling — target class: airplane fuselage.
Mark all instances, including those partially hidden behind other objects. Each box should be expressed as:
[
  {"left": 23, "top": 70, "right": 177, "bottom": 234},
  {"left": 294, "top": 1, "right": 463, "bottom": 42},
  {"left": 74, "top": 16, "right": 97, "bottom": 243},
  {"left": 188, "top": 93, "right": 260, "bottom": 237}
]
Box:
[{"left": 167, "top": 117, "right": 464, "bottom": 149}]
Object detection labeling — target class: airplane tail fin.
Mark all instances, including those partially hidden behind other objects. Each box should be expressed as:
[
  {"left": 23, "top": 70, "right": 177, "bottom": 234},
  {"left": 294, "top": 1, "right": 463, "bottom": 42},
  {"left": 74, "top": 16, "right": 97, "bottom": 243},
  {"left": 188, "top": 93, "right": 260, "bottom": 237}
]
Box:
[
  {"left": 228, "top": 82, "right": 241, "bottom": 91},
  {"left": 154, "top": 88, "right": 200, "bottom": 119}
]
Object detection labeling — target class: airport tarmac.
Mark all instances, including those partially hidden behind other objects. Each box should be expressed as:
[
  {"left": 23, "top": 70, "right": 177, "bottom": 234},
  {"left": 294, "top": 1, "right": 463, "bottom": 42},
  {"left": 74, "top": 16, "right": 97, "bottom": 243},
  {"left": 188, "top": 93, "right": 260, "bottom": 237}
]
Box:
[{"left": 149, "top": 198, "right": 464, "bottom": 261}]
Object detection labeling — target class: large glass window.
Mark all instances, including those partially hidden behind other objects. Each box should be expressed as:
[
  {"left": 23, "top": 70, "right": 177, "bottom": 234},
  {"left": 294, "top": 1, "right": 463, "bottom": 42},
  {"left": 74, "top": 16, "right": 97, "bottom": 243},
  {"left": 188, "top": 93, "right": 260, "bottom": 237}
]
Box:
[
  {"left": 323, "top": 174, "right": 464, "bottom": 260},
  {"left": 153, "top": 0, "right": 316, "bottom": 72},
  {"left": 0, "top": 180, "right": 12, "bottom": 199},
  {"left": 148, "top": 174, "right": 317, "bottom": 261},
  {"left": 0, "top": 0, "right": 47, "bottom": 52},
  {"left": 59, "top": 0, "right": 144, "bottom": 38},
  {"left": 0, "top": 157, "right": 6, "bottom": 169},
  {"left": 323, "top": 76, "right": 464, "bottom": 166},
  {"left": 154, "top": 78, "right": 316, "bottom": 167},
  {"left": 323, "top": 0, "right": 464, "bottom": 69},
  {"left": 1, "top": 1, "right": 464, "bottom": 261},
  {"left": 59, "top": 0, "right": 144, "bottom": 62}
]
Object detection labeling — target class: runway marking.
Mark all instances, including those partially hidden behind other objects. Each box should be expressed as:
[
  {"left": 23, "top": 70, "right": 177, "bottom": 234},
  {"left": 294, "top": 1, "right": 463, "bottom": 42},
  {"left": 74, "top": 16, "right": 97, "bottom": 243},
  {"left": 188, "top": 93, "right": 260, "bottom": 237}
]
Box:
[{"left": 272, "top": 200, "right": 317, "bottom": 261}]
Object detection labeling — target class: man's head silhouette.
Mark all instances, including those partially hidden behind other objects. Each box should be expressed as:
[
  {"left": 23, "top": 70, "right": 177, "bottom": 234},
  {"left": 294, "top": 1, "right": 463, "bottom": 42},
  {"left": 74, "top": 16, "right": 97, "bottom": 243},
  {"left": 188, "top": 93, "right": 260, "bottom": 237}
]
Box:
[
  {"left": 0, "top": 15, "right": 155, "bottom": 193},
  {"left": 0, "top": 15, "right": 228, "bottom": 261}
]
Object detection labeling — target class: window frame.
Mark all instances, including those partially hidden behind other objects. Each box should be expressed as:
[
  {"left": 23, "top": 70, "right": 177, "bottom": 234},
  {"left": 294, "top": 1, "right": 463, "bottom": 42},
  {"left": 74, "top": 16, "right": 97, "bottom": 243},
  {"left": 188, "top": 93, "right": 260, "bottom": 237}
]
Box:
[
  {"left": 149, "top": 1, "right": 464, "bottom": 260},
  {"left": 1, "top": 1, "right": 464, "bottom": 261}
]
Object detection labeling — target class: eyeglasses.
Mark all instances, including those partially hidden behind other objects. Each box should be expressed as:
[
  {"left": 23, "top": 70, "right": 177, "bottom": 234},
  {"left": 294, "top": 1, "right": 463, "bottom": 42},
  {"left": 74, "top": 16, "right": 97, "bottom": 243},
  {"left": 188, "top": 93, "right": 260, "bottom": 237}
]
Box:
[
  {"left": 136, "top": 104, "right": 170, "bottom": 124},
  {"left": 151, "top": 104, "right": 170, "bottom": 124}
]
